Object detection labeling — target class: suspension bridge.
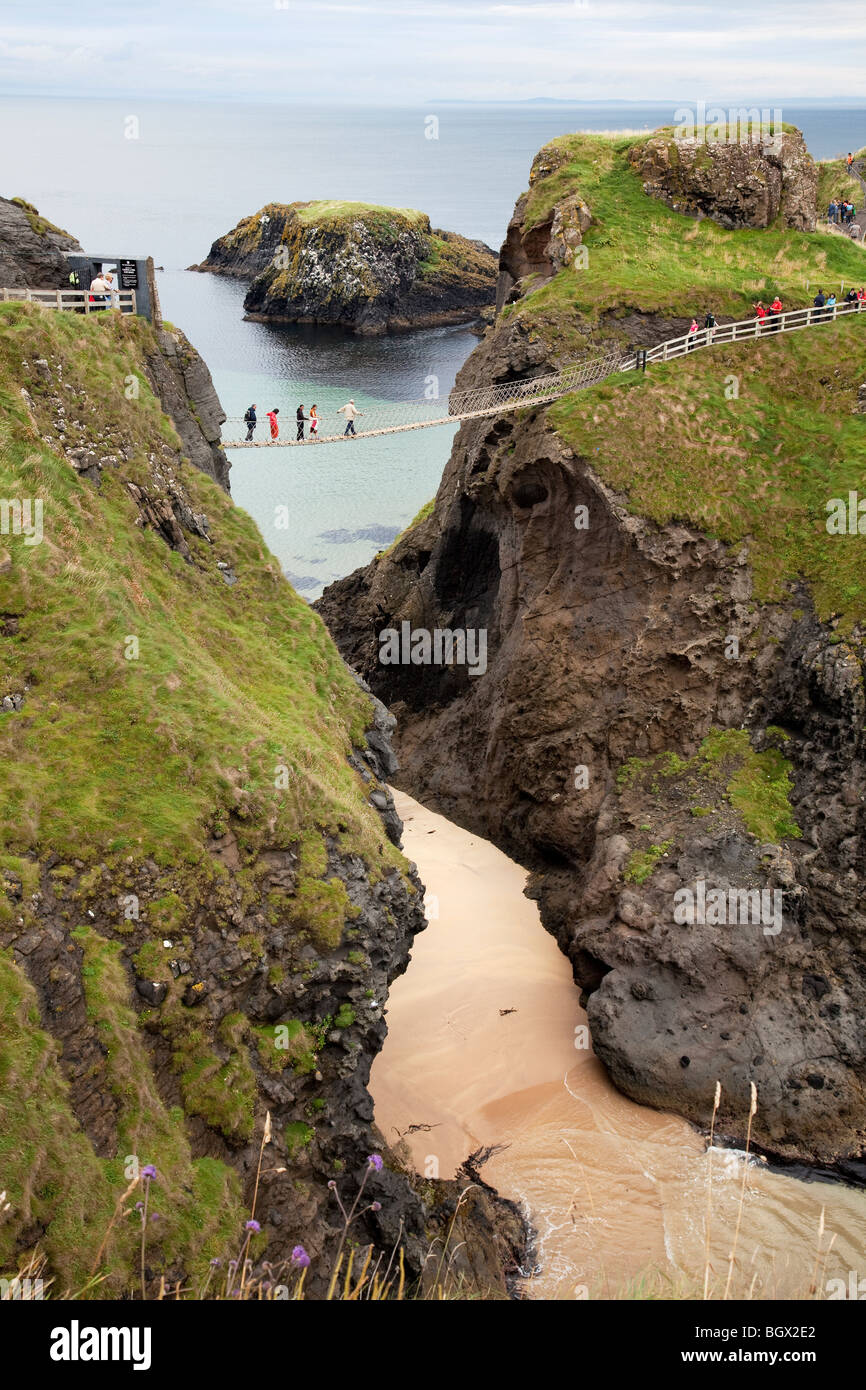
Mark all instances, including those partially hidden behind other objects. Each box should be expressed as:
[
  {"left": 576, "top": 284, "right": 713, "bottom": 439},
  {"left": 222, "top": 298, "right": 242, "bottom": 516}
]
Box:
[{"left": 220, "top": 298, "right": 866, "bottom": 448}]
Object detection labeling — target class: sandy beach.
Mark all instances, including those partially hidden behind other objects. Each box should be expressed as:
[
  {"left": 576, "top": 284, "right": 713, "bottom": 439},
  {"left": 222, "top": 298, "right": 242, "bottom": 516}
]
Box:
[{"left": 371, "top": 790, "right": 866, "bottom": 1299}]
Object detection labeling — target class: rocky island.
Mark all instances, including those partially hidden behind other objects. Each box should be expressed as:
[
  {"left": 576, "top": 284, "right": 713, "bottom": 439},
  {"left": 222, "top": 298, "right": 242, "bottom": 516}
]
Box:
[{"left": 191, "top": 200, "right": 498, "bottom": 333}]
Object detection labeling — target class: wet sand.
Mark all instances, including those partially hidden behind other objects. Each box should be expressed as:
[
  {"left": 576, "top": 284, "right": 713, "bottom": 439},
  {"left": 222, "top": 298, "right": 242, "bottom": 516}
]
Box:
[{"left": 370, "top": 791, "right": 866, "bottom": 1299}]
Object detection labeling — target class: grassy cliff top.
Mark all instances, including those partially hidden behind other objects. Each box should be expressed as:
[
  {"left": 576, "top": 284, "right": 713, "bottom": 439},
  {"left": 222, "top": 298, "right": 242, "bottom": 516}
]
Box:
[
  {"left": 0, "top": 301, "right": 402, "bottom": 876},
  {"left": 549, "top": 314, "right": 866, "bottom": 626},
  {"left": 292, "top": 199, "right": 429, "bottom": 228},
  {"left": 506, "top": 133, "right": 866, "bottom": 355},
  {"left": 211, "top": 200, "right": 431, "bottom": 258}
]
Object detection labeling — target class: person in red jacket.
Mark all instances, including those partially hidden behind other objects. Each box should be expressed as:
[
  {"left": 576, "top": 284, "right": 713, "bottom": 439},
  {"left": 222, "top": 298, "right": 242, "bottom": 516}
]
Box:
[
  {"left": 267, "top": 407, "right": 280, "bottom": 441},
  {"left": 769, "top": 295, "right": 783, "bottom": 330},
  {"left": 753, "top": 301, "right": 767, "bottom": 332}
]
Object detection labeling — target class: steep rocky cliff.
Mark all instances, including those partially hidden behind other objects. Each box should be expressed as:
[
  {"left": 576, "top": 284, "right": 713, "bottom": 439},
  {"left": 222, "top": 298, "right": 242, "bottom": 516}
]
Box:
[
  {"left": 315, "top": 131, "right": 866, "bottom": 1172},
  {"left": 0, "top": 300, "right": 524, "bottom": 1298},
  {"left": 0, "top": 196, "right": 82, "bottom": 287},
  {"left": 192, "top": 201, "right": 497, "bottom": 334}
]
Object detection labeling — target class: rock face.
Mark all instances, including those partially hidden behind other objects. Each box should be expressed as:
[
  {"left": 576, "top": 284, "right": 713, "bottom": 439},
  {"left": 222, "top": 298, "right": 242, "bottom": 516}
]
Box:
[
  {"left": 316, "top": 405, "right": 866, "bottom": 1170},
  {"left": 0, "top": 196, "right": 82, "bottom": 287},
  {"left": 627, "top": 130, "right": 818, "bottom": 231},
  {"left": 314, "top": 137, "right": 866, "bottom": 1172},
  {"left": 144, "top": 327, "right": 231, "bottom": 491},
  {"left": 192, "top": 201, "right": 498, "bottom": 334}
]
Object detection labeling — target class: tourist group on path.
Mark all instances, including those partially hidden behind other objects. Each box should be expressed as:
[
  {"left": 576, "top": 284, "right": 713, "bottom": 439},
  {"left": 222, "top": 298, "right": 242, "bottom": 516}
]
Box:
[
  {"left": 828, "top": 197, "right": 857, "bottom": 226},
  {"left": 685, "top": 285, "right": 865, "bottom": 347},
  {"left": 243, "top": 400, "right": 363, "bottom": 442}
]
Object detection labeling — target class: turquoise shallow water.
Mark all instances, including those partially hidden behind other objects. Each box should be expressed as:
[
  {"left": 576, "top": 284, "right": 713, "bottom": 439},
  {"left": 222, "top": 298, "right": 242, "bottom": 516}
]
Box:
[{"left": 158, "top": 270, "right": 472, "bottom": 596}]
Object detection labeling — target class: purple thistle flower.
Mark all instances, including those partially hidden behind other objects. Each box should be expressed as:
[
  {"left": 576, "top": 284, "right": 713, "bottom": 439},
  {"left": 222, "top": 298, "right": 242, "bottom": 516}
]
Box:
[
  {"left": 210, "top": 1258, "right": 222, "bottom": 1268},
  {"left": 149, "top": 1212, "right": 161, "bottom": 1223},
  {"left": 245, "top": 1219, "right": 261, "bottom": 1233},
  {"left": 291, "top": 1245, "right": 311, "bottom": 1268},
  {"left": 367, "top": 1154, "right": 383, "bottom": 1171},
  {"left": 141, "top": 1164, "right": 157, "bottom": 1181},
  {"left": 327, "top": 1180, "right": 337, "bottom": 1190},
  {"left": 134, "top": 1201, "right": 144, "bottom": 1212},
  {"left": 371, "top": 1202, "right": 382, "bottom": 1212}
]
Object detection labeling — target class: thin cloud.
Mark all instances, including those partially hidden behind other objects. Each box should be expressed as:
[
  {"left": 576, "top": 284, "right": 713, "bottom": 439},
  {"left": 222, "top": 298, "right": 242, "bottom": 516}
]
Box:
[{"left": 0, "top": 0, "right": 863, "bottom": 102}]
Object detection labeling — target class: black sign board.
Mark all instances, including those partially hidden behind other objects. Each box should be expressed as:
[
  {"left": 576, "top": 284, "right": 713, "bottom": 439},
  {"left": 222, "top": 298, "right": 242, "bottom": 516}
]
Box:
[{"left": 119, "top": 259, "right": 139, "bottom": 290}]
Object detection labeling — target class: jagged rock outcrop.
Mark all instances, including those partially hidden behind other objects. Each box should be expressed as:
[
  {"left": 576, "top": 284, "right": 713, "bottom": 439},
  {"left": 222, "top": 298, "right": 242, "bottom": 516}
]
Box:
[
  {"left": 0, "top": 196, "right": 81, "bottom": 287},
  {"left": 192, "top": 201, "right": 497, "bottom": 334},
  {"left": 497, "top": 146, "right": 592, "bottom": 311},
  {"left": 628, "top": 129, "right": 818, "bottom": 231}
]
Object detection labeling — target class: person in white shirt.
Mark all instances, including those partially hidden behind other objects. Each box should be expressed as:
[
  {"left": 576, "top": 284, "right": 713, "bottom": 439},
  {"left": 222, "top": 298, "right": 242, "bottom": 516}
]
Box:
[
  {"left": 337, "top": 399, "right": 362, "bottom": 436},
  {"left": 89, "top": 271, "right": 115, "bottom": 308}
]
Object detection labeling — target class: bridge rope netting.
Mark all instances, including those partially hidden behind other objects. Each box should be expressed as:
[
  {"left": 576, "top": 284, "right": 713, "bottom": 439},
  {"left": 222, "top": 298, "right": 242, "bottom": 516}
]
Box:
[{"left": 220, "top": 299, "right": 866, "bottom": 448}]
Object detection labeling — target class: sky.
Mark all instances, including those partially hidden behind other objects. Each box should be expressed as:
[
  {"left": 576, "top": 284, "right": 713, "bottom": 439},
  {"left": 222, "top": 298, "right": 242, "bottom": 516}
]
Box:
[{"left": 1, "top": 0, "right": 865, "bottom": 105}]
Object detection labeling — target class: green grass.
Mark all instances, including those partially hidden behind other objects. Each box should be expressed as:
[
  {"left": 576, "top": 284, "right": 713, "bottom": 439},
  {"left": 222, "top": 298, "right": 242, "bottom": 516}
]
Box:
[
  {"left": 616, "top": 730, "right": 801, "bottom": 848},
  {"left": 549, "top": 316, "right": 866, "bottom": 625},
  {"left": 293, "top": 200, "right": 428, "bottom": 230},
  {"left": 285, "top": 1120, "right": 314, "bottom": 1159},
  {"left": 0, "top": 300, "right": 412, "bottom": 1290},
  {"left": 0, "top": 948, "right": 123, "bottom": 1293},
  {"left": 72, "top": 926, "right": 244, "bottom": 1276},
  {"left": 508, "top": 133, "right": 866, "bottom": 356},
  {"left": 699, "top": 729, "right": 801, "bottom": 841},
  {"left": 624, "top": 841, "right": 673, "bottom": 884},
  {"left": 0, "top": 301, "right": 406, "bottom": 876}
]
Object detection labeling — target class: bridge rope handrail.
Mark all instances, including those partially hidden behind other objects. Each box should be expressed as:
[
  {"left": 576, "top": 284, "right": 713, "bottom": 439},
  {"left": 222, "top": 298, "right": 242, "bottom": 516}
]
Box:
[{"left": 214, "top": 295, "right": 866, "bottom": 447}]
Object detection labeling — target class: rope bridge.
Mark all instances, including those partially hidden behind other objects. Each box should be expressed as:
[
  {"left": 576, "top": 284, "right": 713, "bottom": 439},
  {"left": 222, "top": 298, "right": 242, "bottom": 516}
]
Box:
[{"left": 221, "top": 299, "right": 866, "bottom": 448}]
